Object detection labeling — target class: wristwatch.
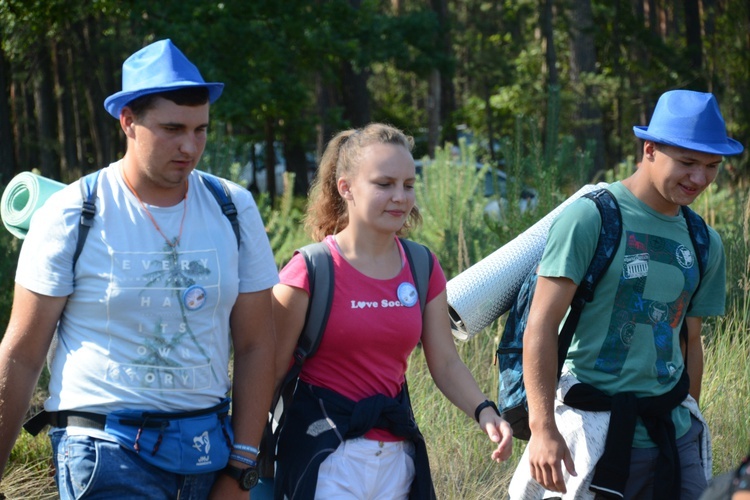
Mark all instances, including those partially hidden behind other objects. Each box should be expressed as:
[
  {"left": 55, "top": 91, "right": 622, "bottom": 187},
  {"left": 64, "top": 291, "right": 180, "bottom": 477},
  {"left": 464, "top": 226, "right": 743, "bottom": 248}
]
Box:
[
  {"left": 222, "top": 463, "right": 259, "bottom": 490},
  {"left": 474, "top": 399, "right": 501, "bottom": 423}
]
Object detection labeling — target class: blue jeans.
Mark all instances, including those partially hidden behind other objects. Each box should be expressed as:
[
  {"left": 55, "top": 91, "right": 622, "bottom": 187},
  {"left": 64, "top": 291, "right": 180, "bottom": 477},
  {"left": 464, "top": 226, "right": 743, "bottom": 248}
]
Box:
[{"left": 50, "top": 429, "right": 218, "bottom": 499}]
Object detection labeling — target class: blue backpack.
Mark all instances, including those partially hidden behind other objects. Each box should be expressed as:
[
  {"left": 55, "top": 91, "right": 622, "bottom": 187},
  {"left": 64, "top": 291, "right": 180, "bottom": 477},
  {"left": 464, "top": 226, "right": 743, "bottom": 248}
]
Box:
[
  {"left": 74, "top": 169, "right": 240, "bottom": 267},
  {"left": 496, "top": 188, "right": 710, "bottom": 440}
]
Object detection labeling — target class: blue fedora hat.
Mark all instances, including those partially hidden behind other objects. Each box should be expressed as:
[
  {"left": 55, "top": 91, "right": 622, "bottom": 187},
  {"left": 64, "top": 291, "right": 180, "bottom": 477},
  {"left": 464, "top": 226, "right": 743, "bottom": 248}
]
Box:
[
  {"left": 104, "top": 39, "right": 224, "bottom": 118},
  {"left": 633, "top": 90, "right": 743, "bottom": 156}
]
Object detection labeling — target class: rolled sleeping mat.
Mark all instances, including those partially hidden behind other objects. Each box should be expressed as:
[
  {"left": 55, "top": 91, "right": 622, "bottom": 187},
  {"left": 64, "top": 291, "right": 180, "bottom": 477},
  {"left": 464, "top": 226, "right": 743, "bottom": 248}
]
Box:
[
  {"left": 1, "top": 171, "right": 66, "bottom": 239},
  {"left": 447, "top": 182, "right": 610, "bottom": 341}
]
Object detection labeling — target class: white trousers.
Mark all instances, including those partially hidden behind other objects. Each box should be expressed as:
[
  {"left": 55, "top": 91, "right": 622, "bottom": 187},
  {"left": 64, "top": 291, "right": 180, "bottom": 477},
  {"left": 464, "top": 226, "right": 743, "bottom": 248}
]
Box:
[{"left": 315, "top": 437, "right": 415, "bottom": 500}]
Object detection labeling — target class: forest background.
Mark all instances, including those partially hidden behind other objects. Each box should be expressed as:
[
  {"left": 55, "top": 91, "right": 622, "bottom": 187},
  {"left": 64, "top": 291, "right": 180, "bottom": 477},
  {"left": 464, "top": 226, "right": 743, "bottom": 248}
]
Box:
[
  {"left": 0, "top": 0, "right": 749, "bottom": 498},
  {"left": 1, "top": 0, "right": 749, "bottom": 196}
]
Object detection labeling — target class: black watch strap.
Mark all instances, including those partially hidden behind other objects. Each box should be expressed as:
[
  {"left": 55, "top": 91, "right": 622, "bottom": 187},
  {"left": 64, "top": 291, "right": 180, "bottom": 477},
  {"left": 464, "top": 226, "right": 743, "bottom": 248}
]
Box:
[
  {"left": 474, "top": 399, "right": 500, "bottom": 423},
  {"left": 222, "top": 463, "right": 259, "bottom": 490}
]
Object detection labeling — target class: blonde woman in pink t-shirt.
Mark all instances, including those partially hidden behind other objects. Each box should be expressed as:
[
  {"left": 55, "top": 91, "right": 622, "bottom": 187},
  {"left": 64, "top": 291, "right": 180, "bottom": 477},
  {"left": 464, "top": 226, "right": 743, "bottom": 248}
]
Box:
[{"left": 270, "top": 123, "right": 513, "bottom": 499}]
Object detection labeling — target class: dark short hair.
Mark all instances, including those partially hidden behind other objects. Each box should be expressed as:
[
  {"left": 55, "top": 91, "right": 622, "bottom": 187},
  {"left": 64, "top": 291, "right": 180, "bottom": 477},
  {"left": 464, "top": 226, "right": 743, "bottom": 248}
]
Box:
[{"left": 125, "top": 87, "right": 210, "bottom": 119}]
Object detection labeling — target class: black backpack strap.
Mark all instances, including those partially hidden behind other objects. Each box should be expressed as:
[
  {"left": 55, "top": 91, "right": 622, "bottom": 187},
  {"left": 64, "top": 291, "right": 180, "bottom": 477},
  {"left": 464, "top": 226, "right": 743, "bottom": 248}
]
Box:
[
  {"left": 73, "top": 170, "right": 101, "bottom": 269},
  {"left": 557, "top": 189, "right": 622, "bottom": 376},
  {"left": 198, "top": 172, "right": 240, "bottom": 249},
  {"left": 681, "top": 205, "right": 709, "bottom": 288},
  {"left": 27, "top": 171, "right": 100, "bottom": 434},
  {"left": 400, "top": 238, "right": 434, "bottom": 314},
  {"left": 678, "top": 205, "right": 710, "bottom": 358}
]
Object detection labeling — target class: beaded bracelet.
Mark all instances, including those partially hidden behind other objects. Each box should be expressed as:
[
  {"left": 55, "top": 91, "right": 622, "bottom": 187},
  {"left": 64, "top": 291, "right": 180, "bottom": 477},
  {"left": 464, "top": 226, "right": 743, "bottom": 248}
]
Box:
[
  {"left": 474, "top": 399, "right": 501, "bottom": 423},
  {"left": 229, "top": 453, "right": 258, "bottom": 468},
  {"left": 232, "top": 443, "right": 259, "bottom": 456}
]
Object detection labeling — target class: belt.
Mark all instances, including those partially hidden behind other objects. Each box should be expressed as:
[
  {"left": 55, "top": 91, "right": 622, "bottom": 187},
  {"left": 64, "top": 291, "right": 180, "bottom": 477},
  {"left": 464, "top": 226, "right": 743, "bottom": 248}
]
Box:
[{"left": 48, "top": 411, "right": 107, "bottom": 430}]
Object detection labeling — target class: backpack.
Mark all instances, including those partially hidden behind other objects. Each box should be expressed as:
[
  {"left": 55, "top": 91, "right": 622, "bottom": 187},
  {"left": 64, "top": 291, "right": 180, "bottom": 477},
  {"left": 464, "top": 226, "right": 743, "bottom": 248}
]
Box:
[
  {"left": 496, "top": 188, "right": 710, "bottom": 440},
  {"left": 257, "top": 238, "right": 434, "bottom": 485},
  {"left": 74, "top": 169, "right": 240, "bottom": 268}
]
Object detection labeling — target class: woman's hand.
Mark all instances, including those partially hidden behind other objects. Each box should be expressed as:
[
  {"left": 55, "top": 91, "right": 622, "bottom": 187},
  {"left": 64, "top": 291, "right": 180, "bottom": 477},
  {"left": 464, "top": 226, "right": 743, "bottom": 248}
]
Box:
[{"left": 477, "top": 408, "right": 514, "bottom": 463}]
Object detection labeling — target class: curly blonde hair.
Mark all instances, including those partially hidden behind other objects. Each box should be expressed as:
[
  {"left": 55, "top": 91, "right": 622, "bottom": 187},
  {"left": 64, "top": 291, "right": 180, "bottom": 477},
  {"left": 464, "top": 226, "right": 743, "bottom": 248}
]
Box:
[{"left": 304, "top": 123, "right": 422, "bottom": 241}]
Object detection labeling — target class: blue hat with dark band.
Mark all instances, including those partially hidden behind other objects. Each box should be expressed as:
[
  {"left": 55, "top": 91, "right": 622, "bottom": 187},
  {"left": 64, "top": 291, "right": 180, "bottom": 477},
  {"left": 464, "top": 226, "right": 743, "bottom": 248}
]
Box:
[
  {"left": 633, "top": 90, "right": 743, "bottom": 156},
  {"left": 104, "top": 39, "right": 224, "bottom": 118}
]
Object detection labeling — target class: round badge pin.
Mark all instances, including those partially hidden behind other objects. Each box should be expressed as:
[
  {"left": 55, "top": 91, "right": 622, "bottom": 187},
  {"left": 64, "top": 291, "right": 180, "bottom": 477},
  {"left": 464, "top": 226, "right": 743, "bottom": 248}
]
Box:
[
  {"left": 397, "top": 282, "right": 418, "bottom": 307},
  {"left": 183, "top": 285, "right": 207, "bottom": 311}
]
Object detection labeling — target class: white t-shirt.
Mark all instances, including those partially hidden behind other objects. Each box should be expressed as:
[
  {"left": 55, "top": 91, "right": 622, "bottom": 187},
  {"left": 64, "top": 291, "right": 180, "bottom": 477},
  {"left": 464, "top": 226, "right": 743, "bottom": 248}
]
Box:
[{"left": 16, "top": 162, "right": 279, "bottom": 414}]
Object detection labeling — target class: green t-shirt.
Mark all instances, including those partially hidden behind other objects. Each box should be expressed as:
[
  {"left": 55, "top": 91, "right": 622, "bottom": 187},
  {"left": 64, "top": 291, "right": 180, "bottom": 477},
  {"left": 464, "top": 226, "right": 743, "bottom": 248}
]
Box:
[{"left": 539, "top": 181, "right": 726, "bottom": 447}]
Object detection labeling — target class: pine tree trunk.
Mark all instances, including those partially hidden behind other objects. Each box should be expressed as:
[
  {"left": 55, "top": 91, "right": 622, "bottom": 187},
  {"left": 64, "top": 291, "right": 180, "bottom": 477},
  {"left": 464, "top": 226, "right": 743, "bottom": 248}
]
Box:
[
  {"left": 683, "top": 0, "right": 705, "bottom": 89},
  {"left": 0, "top": 36, "right": 16, "bottom": 183},
  {"left": 431, "top": 0, "right": 456, "bottom": 145},
  {"left": 569, "top": 0, "right": 605, "bottom": 179},
  {"left": 53, "top": 39, "right": 78, "bottom": 180},
  {"left": 341, "top": 0, "right": 371, "bottom": 128},
  {"left": 427, "top": 69, "right": 440, "bottom": 158},
  {"left": 34, "top": 40, "right": 60, "bottom": 180}
]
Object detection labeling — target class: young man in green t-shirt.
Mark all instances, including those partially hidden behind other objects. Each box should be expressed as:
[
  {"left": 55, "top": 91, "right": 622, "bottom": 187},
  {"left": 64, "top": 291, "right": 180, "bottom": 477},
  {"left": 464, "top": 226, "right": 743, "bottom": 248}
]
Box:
[{"left": 511, "top": 90, "right": 744, "bottom": 499}]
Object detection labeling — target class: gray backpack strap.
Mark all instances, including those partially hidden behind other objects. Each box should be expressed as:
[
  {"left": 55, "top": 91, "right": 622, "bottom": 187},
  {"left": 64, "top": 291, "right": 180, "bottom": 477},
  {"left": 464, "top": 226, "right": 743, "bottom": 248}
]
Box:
[
  {"left": 257, "top": 242, "right": 333, "bottom": 478},
  {"left": 400, "top": 238, "right": 434, "bottom": 313},
  {"left": 678, "top": 205, "right": 710, "bottom": 364},
  {"left": 295, "top": 242, "right": 335, "bottom": 363},
  {"left": 270, "top": 242, "right": 334, "bottom": 425}
]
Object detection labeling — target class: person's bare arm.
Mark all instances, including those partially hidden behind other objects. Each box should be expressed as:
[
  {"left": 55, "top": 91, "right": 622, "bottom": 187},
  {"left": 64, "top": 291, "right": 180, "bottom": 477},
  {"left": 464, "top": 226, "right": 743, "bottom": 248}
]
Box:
[
  {"left": 270, "top": 284, "right": 308, "bottom": 390},
  {"left": 0, "top": 285, "right": 67, "bottom": 478},
  {"left": 420, "top": 290, "right": 513, "bottom": 463},
  {"left": 524, "top": 276, "right": 578, "bottom": 493},
  {"left": 683, "top": 316, "right": 704, "bottom": 403},
  {"left": 211, "top": 289, "right": 275, "bottom": 499}
]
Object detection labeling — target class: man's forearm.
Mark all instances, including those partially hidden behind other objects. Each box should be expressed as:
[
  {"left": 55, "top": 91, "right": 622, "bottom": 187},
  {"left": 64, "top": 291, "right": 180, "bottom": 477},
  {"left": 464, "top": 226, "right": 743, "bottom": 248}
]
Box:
[
  {"left": 684, "top": 316, "right": 704, "bottom": 403},
  {"left": 686, "top": 340, "right": 704, "bottom": 403},
  {"left": 523, "top": 277, "right": 578, "bottom": 435},
  {"left": 229, "top": 342, "right": 275, "bottom": 452},
  {"left": 0, "top": 355, "right": 44, "bottom": 477},
  {"left": 524, "top": 332, "right": 560, "bottom": 434}
]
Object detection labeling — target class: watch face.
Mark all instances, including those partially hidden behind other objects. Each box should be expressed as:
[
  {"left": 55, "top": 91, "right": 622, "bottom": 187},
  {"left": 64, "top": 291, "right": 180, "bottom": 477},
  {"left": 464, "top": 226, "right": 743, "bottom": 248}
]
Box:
[{"left": 240, "top": 467, "right": 259, "bottom": 490}]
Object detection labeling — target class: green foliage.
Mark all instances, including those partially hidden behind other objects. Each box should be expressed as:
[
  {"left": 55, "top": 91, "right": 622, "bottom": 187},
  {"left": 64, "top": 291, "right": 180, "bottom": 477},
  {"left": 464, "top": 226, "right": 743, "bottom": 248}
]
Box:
[
  {"left": 199, "top": 126, "right": 250, "bottom": 183},
  {"left": 411, "top": 141, "right": 499, "bottom": 279},
  {"left": 694, "top": 181, "right": 750, "bottom": 333},
  {"left": 0, "top": 225, "right": 20, "bottom": 339},
  {"left": 264, "top": 172, "right": 311, "bottom": 269},
  {"left": 702, "top": 315, "right": 750, "bottom": 474},
  {"left": 407, "top": 85, "right": 596, "bottom": 279}
]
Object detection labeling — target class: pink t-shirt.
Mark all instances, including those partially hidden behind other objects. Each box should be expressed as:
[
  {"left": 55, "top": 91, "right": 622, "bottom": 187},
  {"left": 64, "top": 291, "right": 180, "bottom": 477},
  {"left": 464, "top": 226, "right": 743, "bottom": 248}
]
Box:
[{"left": 279, "top": 236, "right": 447, "bottom": 441}]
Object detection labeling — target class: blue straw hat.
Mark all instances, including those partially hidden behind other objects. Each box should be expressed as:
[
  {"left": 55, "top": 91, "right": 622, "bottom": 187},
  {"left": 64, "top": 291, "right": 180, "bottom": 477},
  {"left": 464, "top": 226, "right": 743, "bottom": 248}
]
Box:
[
  {"left": 104, "top": 39, "right": 224, "bottom": 118},
  {"left": 633, "top": 90, "right": 743, "bottom": 156}
]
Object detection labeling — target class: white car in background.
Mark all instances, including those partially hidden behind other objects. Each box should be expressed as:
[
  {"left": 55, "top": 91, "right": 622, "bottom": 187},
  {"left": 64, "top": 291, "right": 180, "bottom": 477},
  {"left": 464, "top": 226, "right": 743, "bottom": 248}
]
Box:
[
  {"left": 481, "top": 167, "right": 538, "bottom": 220},
  {"left": 239, "top": 142, "right": 316, "bottom": 195}
]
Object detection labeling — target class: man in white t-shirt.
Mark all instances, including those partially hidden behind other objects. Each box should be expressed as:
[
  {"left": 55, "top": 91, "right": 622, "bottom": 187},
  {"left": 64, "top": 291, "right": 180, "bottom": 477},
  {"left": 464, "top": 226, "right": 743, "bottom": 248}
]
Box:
[{"left": 0, "top": 39, "right": 278, "bottom": 499}]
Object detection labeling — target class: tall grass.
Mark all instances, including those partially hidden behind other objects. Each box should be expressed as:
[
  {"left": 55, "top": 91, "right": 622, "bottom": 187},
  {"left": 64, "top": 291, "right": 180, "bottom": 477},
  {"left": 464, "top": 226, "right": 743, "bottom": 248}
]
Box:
[
  {"left": 696, "top": 176, "right": 750, "bottom": 474},
  {"left": 1, "top": 144, "right": 748, "bottom": 498}
]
